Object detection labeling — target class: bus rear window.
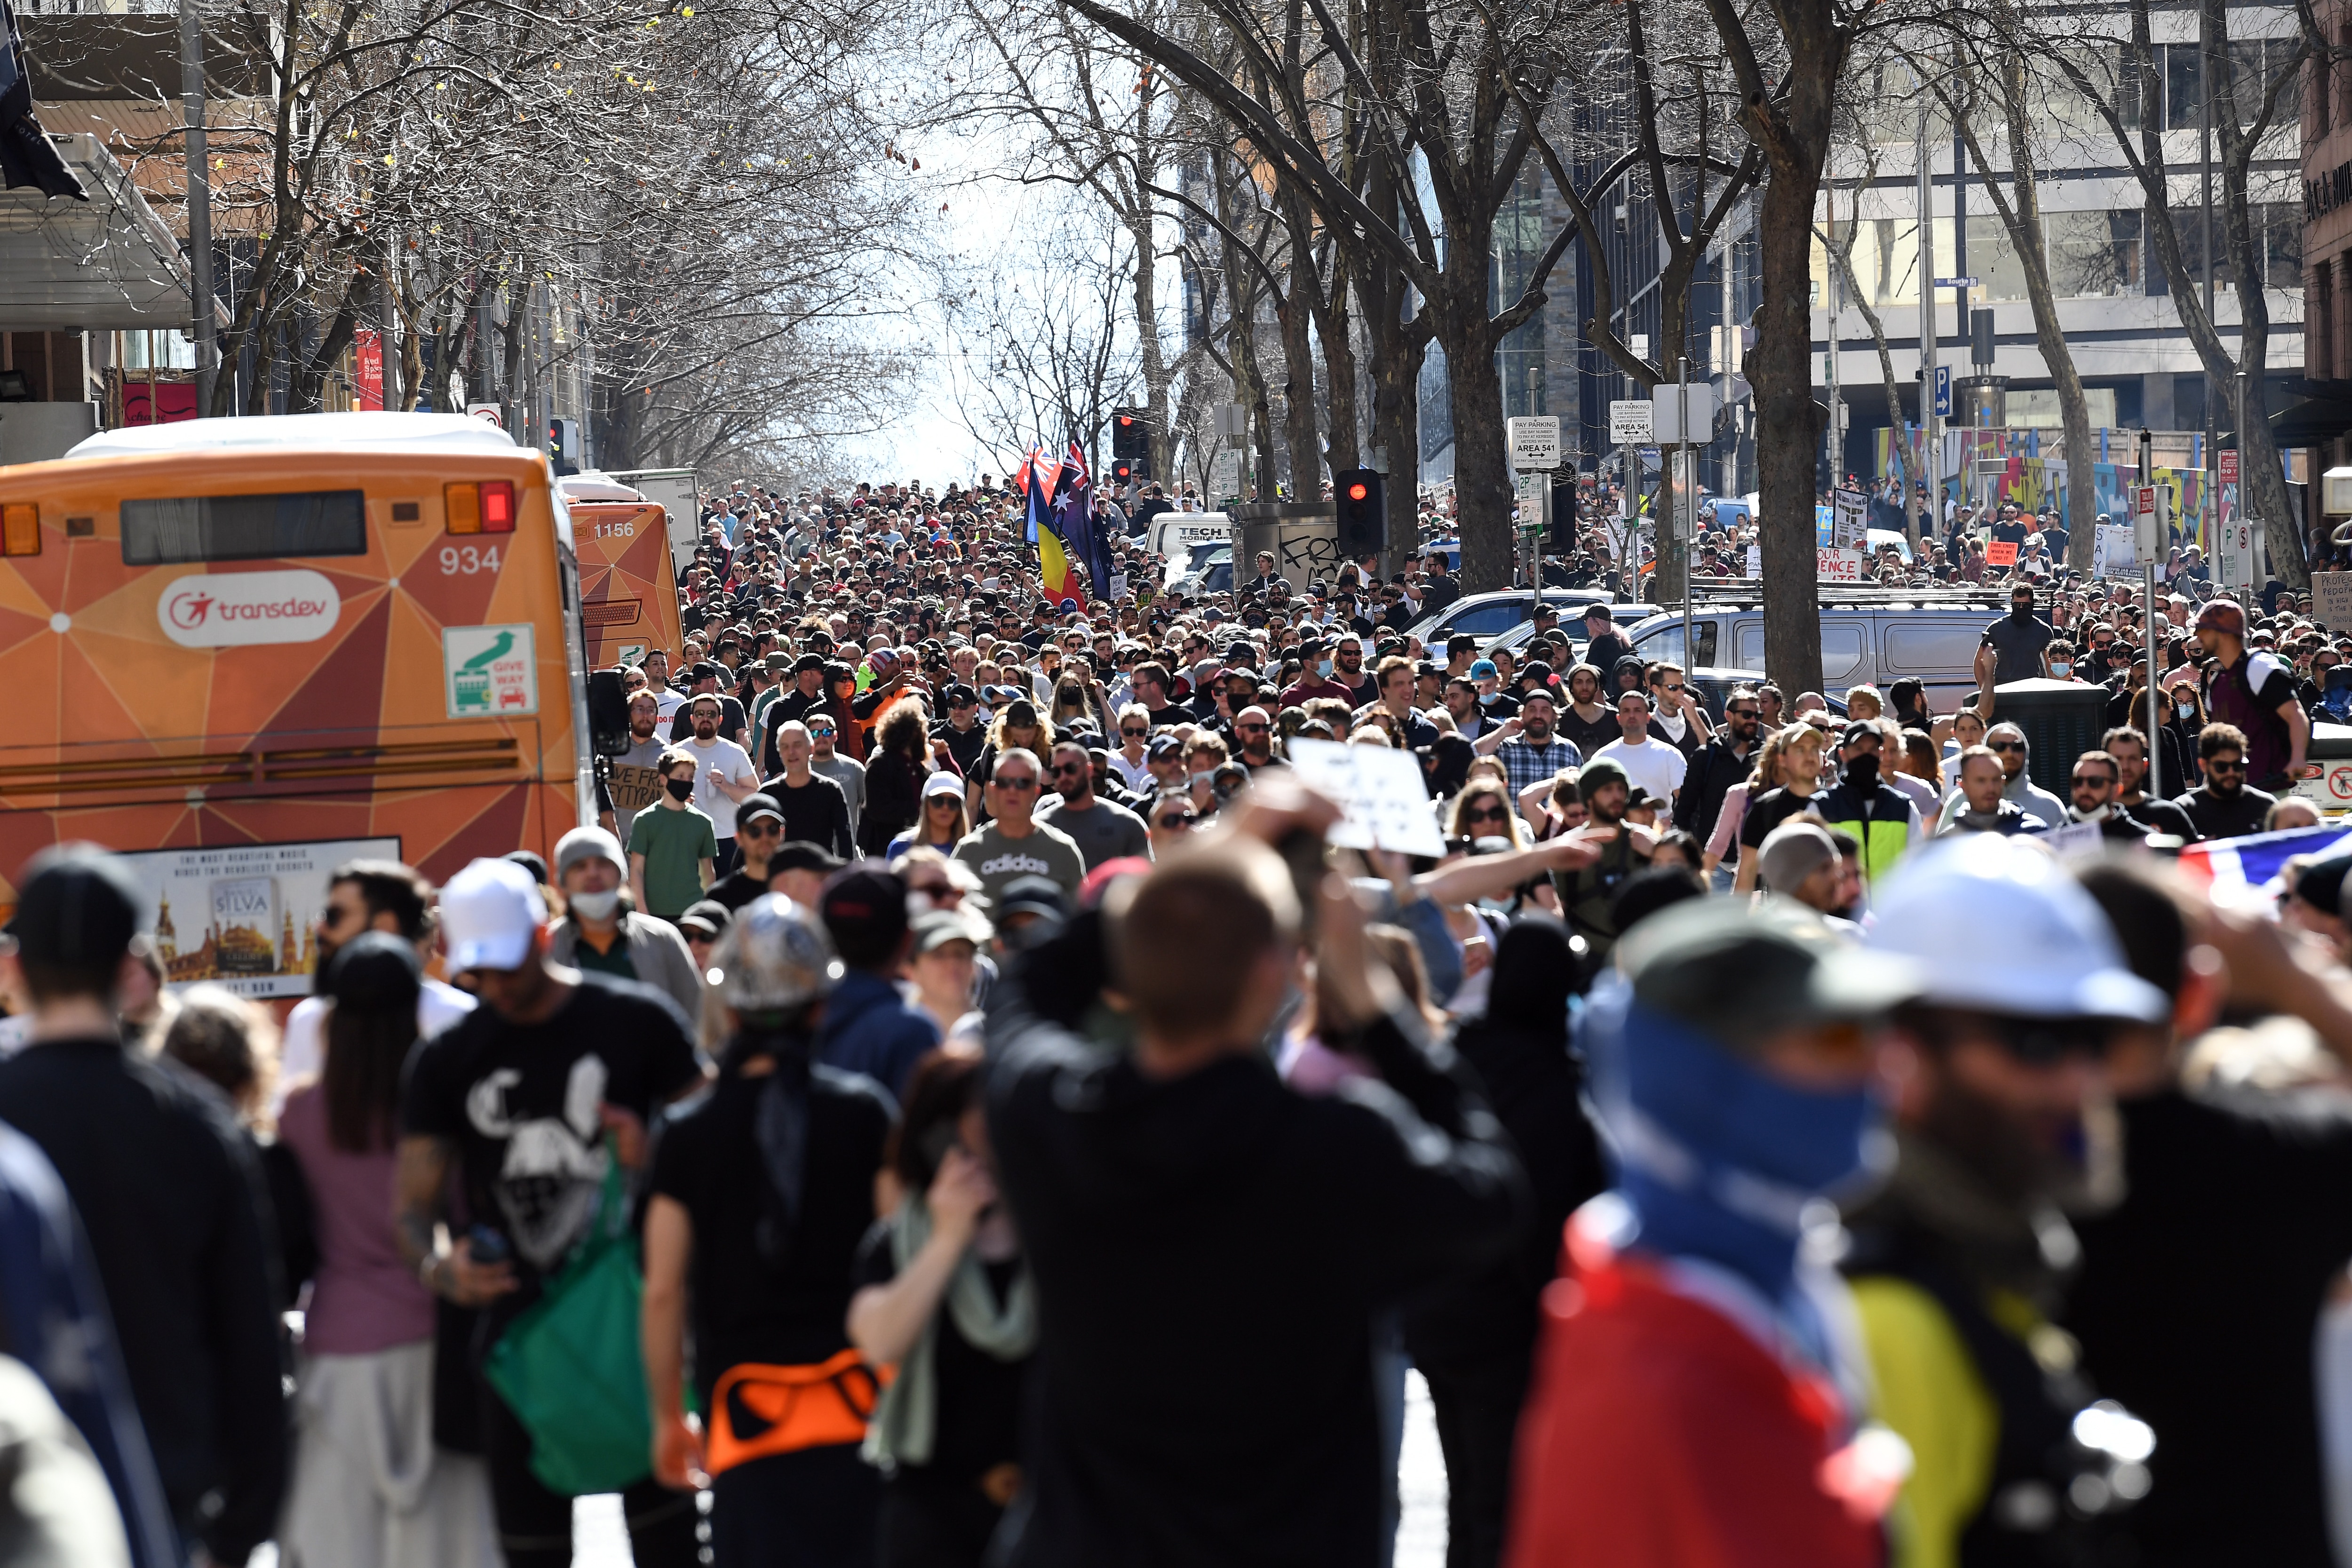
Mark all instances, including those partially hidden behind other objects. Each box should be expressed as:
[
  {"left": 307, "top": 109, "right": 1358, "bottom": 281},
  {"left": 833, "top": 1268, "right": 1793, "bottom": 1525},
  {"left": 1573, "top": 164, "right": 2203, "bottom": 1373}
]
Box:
[{"left": 121, "top": 491, "right": 368, "bottom": 565}]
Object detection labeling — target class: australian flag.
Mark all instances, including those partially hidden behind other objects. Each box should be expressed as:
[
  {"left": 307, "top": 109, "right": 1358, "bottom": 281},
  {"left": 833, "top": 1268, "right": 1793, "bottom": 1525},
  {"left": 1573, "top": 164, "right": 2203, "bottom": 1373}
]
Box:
[{"left": 1052, "top": 440, "right": 1116, "bottom": 600}]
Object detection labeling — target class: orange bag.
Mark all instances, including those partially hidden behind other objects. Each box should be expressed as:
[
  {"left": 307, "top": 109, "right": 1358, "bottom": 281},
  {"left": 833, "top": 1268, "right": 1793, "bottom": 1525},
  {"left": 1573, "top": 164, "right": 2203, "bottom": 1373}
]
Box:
[{"left": 705, "top": 1352, "right": 888, "bottom": 1476}]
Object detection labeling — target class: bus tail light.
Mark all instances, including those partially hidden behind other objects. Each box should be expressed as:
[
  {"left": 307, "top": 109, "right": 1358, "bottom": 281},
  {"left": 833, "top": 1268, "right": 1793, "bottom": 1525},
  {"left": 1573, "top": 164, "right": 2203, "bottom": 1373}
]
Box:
[
  {"left": 447, "top": 481, "right": 516, "bottom": 535},
  {"left": 479, "top": 480, "right": 516, "bottom": 532},
  {"left": 1, "top": 504, "right": 38, "bottom": 557}
]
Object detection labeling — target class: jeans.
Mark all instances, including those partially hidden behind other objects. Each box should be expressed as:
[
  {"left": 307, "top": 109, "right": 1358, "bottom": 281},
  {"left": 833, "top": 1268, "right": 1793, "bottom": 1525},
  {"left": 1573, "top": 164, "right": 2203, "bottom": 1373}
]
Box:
[{"left": 1709, "top": 861, "right": 1737, "bottom": 895}]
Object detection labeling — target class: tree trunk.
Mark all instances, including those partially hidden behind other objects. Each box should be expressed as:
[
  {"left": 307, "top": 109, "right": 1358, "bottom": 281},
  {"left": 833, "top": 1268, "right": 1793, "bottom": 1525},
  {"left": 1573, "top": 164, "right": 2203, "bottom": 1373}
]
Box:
[
  {"left": 1750, "top": 153, "right": 1828, "bottom": 695},
  {"left": 1446, "top": 305, "right": 1512, "bottom": 591},
  {"left": 1277, "top": 296, "right": 1322, "bottom": 498}
]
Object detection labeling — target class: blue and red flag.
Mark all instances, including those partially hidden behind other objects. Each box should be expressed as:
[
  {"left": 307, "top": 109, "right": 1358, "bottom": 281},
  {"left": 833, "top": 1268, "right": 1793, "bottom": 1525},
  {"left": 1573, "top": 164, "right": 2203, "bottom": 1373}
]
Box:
[{"left": 2177, "top": 820, "right": 2352, "bottom": 898}]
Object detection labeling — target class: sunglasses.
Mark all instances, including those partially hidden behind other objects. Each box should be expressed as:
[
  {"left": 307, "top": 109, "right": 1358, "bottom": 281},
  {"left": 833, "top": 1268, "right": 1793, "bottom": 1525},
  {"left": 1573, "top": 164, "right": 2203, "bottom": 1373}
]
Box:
[
  {"left": 2069, "top": 774, "right": 2114, "bottom": 788},
  {"left": 1463, "top": 806, "right": 1511, "bottom": 824},
  {"left": 1120, "top": 725, "right": 1151, "bottom": 737},
  {"left": 1727, "top": 707, "right": 1760, "bottom": 719},
  {"left": 1155, "top": 812, "right": 1196, "bottom": 829},
  {"left": 1050, "top": 761, "right": 1087, "bottom": 776},
  {"left": 1988, "top": 740, "right": 2025, "bottom": 754},
  {"left": 994, "top": 775, "right": 1040, "bottom": 791},
  {"left": 2206, "top": 756, "right": 2246, "bottom": 773},
  {"left": 807, "top": 725, "right": 836, "bottom": 736},
  {"left": 739, "top": 819, "right": 781, "bottom": 837}
]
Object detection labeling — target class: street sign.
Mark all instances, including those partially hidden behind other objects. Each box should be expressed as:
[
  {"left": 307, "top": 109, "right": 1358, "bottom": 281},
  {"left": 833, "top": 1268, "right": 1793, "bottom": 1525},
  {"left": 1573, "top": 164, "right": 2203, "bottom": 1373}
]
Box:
[
  {"left": 1629, "top": 334, "right": 1650, "bottom": 361},
  {"left": 1515, "top": 472, "right": 1545, "bottom": 529},
  {"left": 1213, "top": 403, "right": 1249, "bottom": 438},
  {"left": 2218, "top": 449, "right": 2241, "bottom": 486},
  {"left": 1506, "top": 416, "right": 1561, "bottom": 470},
  {"left": 2130, "top": 483, "right": 2167, "bottom": 564},
  {"left": 1932, "top": 366, "right": 1952, "bottom": 418},
  {"left": 1650, "top": 384, "right": 1717, "bottom": 445},
  {"left": 1608, "top": 400, "right": 1654, "bottom": 444},
  {"left": 466, "top": 402, "right": 504, "bottom": 428},
  {"left": 1933, "top": 276, "right": 1980, "bottom": 288},
  {"left": 2219, "top": 517, "right": 2257, "bottom": 589}
]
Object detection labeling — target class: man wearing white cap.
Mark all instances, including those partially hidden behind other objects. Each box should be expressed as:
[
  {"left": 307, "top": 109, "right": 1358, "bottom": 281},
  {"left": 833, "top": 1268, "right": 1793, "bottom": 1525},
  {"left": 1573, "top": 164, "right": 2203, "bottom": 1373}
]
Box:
[
  {"left": 396, "top": 858, "right": 707, "bottom": 1568},
  {"left": 1843, "top": 836, "right": 2171, "bottom": 1568}
]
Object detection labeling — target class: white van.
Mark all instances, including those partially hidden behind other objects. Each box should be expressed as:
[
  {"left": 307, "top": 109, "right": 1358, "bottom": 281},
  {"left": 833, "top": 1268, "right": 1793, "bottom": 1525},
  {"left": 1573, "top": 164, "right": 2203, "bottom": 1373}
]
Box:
[
  {"left": 1146, "top": 510, "right": 1233, "bottom": 564},
  {"left": 1621, "top": 592, "right": 2010, "bottom": 711}
]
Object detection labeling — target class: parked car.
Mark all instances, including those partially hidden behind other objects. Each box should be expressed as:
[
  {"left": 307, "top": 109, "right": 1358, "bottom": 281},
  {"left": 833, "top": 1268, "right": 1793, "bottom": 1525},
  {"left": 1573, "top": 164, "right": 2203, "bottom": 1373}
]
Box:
[
  {"left": 1612, "top": 593, "right": 2011, "bottom": 710},
  {"left": 1406, "top": 590, "right": 1644, "bottom": 647}
]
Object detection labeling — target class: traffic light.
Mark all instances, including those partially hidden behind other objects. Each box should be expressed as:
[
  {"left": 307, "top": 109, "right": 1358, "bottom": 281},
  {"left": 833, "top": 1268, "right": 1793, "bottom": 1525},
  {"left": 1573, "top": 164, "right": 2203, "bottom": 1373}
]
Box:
[
  {"left": 1111, "top": 407, "right": 1148, "bottom": 461},
  {"left": 548, "top": 416, "right": 582, "bottom": 476},
  {"left": 1335, "top": 467, "right": 1383, "bottom": 556},
  {"left": 1547, "top": 472, "right": 1578, "bottom": 555},
  {"left": 1112, "top": 458, "right": 1135, "bottom": 486}
]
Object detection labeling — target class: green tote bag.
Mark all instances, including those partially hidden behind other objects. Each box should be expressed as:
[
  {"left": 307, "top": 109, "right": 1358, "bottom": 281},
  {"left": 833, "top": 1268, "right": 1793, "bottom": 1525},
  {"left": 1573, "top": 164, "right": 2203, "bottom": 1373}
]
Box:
[{"left": 483, "top": 1160, "right": 654, "bottom": 1496}]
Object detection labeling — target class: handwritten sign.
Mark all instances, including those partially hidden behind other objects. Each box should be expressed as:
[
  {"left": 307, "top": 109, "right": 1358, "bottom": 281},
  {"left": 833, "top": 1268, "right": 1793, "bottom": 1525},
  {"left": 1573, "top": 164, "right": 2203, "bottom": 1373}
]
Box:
[
  {"left": 1986, "top": 541, "right": 2020, "bottom": 567},
  {"left": 2312, "top": 572, "right": 2352, "bottom": 631},
  {"left": 1818, "top": 547, "right": 1867, "bottom": 582},
  {"left": 1284, "top": 740, "right": 1447, "bottom": 858},
  {"left": 2038, "top": 821, "right": 2105, "bottom": 860},
  {"left": 607, "top": 763, "right": 665, "bottom": 812}
]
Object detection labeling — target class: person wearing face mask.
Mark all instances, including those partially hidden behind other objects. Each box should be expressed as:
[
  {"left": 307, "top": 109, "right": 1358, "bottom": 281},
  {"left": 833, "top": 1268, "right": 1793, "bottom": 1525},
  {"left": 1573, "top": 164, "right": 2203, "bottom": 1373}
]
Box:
[
  {"left": 548, "top": 824, "right": 702, "bottom": 1020},
  {"left": 1279, "top": 639, "right": 1355, "bottom": 708},
  {"left": 1466, "top": 659, "right": 1520, "bottom": 723},
  {"left": 1979, "top": 585, "right": 2057, "bottom": 688},
  {"left": 1507, "top": 899, "right": 1922, "bottom": 1568},
  {"left": 2044, "top": 641, "right": 2087, "bottom": 681},
  {"left": 1847, "top": 836, "right": 2173, "bottom": 1568},
  {"left": 630, "top": 749, "right": 720, "bottom": 921},
  {"left": 1813, "top": 722, "right": 1923, "bottom": 888}
]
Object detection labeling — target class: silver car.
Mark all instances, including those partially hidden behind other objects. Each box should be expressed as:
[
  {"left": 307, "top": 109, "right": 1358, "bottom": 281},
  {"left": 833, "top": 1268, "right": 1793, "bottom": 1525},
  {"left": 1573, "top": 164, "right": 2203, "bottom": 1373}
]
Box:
[{"left": 1607, "top": 594, "right": 2011, "bottom": 710}]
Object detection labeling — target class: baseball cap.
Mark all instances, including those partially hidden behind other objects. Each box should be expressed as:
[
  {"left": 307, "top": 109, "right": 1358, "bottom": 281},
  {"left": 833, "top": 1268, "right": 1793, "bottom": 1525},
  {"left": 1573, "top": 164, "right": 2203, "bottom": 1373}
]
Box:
[
  {"left": 5, "top": 845, "right": 145, "bottom": 968},
  {"left": 1469, "top": 659, "right": 1499, "bottom": 680},
  {"left": 1866, "top": 835, "right": 2168, "bottom": 1023},
  {"left": 819, "top": 868, "right": 910, "bottom": 957},
  {"left": 2195, "top": 598, "right": 2246, "bottom": 636},
  {"left": 771, "top": 842, "right": 846, "bottom": 876},
  {"left": 910, "top": 907, "right": 991, "bottom": 955},
  {"left": 1225, "top": 640, "right": 1257, "bottom": 665},
  {"left": 945, "top": 682, "right": 978, "bottom": 707},
  {"left": 737, "top": 793, "right": 785, "bottom": 829},
  {"left": 1147, "top": 734, "right": 1185, "bottom": 762},
  {"left": 553, "top": 826, "right": 627, "bottom": 882},
  {"left": 440, "top": 857, "right": 545, "bottom": 972},
  {"left": 1618, "top": 896, "right": 1920, "bottom": 1046},
  {"left": 996, "top": 874, "right": 1072, "bottom": 927},
  {"left": 677, "top": 900, "right": 732, "bottom": 940},
  {"left": 922, "top": 771, "right": 965, "bottom": 801}
]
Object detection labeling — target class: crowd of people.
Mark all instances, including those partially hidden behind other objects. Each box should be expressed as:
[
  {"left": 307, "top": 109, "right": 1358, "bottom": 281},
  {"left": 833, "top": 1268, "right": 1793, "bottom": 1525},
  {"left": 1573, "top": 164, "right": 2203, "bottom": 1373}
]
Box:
[{"left": 8, "top": 470, "right": 2352, "bottom": 1568}]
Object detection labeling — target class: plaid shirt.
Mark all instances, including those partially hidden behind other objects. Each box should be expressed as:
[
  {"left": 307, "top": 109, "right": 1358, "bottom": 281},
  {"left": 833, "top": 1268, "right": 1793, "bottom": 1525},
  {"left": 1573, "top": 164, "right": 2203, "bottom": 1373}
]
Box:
[{"left": 1494, "top": 734, "right": 1584, "bottom": 796}]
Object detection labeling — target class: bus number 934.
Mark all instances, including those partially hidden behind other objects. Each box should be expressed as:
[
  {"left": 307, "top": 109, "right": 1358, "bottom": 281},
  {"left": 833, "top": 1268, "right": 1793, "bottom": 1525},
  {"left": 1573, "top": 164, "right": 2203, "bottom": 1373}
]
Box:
[{"left": 440, "top": 544, "right": 502, "bottom": 575}]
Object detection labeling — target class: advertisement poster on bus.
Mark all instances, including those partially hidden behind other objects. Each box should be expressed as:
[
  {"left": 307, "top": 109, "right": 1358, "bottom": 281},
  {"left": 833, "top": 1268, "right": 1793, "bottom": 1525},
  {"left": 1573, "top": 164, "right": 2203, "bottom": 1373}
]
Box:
[{"left": 119, "top": 838, "right": 402, "bottom": 998}]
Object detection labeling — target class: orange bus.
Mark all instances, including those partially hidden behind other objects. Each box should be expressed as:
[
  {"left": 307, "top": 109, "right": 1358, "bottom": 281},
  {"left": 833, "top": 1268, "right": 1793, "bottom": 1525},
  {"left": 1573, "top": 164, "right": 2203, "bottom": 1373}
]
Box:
[
  {"left": 556, "top": 472, "right": 684, "bottom": 670},
  {"left": 0, "top": 412, "right": 596, "bottom": 995}
]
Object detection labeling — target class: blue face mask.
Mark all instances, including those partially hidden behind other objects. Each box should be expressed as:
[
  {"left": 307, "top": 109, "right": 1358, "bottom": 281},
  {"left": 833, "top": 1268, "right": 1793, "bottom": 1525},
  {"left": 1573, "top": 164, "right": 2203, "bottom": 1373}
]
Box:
[
  {"left": 1583, "top": 982, "right": 1885, "bottom": 1307},
  {"left": 1318, "top": 659, "right": 1334, "bottom": 677}
]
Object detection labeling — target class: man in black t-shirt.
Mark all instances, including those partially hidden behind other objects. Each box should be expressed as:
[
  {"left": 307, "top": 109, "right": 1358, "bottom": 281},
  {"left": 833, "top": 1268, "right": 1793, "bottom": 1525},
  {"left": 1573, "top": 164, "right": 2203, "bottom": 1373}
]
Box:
[
  {"left": 397, "top": 857, "right": 706, "bottom": 1568},
  {"left": 643, "top": 895, "right": 894, "bottom": 1566}
]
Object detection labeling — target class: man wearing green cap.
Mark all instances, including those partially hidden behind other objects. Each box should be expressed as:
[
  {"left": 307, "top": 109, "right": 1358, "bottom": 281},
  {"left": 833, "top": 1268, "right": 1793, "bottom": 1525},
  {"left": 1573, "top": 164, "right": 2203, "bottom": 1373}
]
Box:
[
  {"left": 1509, "top": 898, "right": 1920, "bottom": 1565},
  {"left": 1551, "top": 756, "right": 1654, "bottom": 963}
]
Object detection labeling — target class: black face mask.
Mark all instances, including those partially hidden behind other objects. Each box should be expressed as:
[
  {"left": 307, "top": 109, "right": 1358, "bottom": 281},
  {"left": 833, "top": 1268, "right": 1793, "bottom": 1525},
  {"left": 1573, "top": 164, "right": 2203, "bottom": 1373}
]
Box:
[
  {"left": 1843, "top": 753, "right": 1880, "bottom": 789},
  {"left": 2011, "top": 603, "right": 2034, "bottom": 622},
  {"left": 665, "top": 776, "right": 696, "bottom": 802}
]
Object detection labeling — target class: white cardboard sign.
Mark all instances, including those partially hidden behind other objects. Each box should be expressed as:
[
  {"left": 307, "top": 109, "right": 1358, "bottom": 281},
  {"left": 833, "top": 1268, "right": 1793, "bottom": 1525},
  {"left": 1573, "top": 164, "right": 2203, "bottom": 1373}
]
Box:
[{"left": 1284, "top": 739, "right": 1447, "bottom": 858}]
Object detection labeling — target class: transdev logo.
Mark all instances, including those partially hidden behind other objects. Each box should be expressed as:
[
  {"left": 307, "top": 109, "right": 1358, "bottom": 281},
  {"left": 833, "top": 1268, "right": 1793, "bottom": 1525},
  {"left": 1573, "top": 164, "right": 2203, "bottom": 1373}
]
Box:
[{"left": 157, "top": 569, "right": 342, "bottom": 647}]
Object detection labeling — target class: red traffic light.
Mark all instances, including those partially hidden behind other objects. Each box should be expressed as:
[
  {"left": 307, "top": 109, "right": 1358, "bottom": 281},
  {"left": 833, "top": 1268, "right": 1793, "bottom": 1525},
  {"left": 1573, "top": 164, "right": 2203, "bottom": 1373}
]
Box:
[
  {"left": 1347, "top": 482, "right": 1370, "bottom": 502},
  {"left": 1117, "top": 416, "right": 1135, "bottom": 427}
]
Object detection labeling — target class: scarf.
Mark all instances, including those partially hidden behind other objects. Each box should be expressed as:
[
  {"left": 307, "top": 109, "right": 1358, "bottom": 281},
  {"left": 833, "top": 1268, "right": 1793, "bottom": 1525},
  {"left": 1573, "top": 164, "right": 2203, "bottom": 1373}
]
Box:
[
  {"left": 860, "top": 1194, "right": 1039, "bottom": 1470},
  {"left": 1583, "top": 979, "right": 1885, "bottom": 1366}
]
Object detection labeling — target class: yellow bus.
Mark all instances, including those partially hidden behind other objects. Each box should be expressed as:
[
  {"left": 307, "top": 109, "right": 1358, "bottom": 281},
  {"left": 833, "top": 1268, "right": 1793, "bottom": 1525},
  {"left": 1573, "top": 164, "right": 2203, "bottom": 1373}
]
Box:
[{"left": 0, "top": 412, "right": 596, "bottom": 995}]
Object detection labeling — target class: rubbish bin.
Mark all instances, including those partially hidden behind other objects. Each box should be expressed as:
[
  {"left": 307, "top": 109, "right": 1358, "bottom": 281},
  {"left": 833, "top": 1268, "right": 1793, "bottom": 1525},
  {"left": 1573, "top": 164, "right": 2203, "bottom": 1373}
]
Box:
[{"left": 1990, "top": 679, "right": 2112, "bottom": 796}]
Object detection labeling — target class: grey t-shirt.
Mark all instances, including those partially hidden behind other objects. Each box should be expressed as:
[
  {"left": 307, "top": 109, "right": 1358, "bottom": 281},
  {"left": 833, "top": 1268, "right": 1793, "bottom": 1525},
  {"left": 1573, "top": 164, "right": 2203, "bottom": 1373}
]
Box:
[
  {"left": 1037, "top": 794, "right": 1153, "bottom": 872},
  {"left": 813, "top": 754, "right": 867, "bottom": 846},
  {"left": 951, "top": 820, "right": 1087, "bottom": 909}
]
